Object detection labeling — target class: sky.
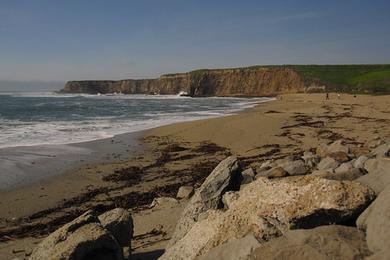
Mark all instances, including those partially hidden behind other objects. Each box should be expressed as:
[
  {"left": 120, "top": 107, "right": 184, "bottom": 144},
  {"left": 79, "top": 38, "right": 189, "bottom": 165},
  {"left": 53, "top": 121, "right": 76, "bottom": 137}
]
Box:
[{"left": 0, "top": 0, "right": 389, "bottom": 90}]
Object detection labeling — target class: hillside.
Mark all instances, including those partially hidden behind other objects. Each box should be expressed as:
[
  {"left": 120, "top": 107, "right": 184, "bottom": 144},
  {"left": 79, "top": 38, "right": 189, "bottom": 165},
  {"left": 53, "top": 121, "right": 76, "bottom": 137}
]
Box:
[{"left": 60, "top": 65, "right": 390, "bottom": 96}]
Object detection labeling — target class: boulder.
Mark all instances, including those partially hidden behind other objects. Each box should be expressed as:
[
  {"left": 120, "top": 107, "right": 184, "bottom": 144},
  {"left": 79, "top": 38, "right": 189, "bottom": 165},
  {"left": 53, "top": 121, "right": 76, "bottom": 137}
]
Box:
[
  {"left": 199, "top": 234, "right": 260, "bottom": 260},
  {"left": 371, "top": 143, "right": 390, "bottom": 158},
  {"left": 166, "top": 156, "right": 241, "bottom": 248},
  {"left": 353, "top": 155, "right": 369, "bottom": 169},
  {"left": 256, "top": 167, "right": 288, "bottom": 179},
  {"left": 30, "top": 211, "right": 123, "bottom": 260},
  {"left": 277, "top": 160, "right": 307, "bottom": 176},
  {"left": 250, "top": 225, "right": 370, "bottom": 260},
  {"left": 98, "top": 208, "right": 133, "bottom": 247},
  {"left": 329, "top": 151, "right": 350, "bottom": 163},
  {"left": 357, "top": 183, "right": 390, "bottom": 255},
  {"left": 161, "top": 176, "right": 374, "bottom": 260},
  {"left": 328, "top": 140, "right": 349, "bottom": 154},
  {"left": 241, "top": 168, "right": 255, "bottom": 185},
  {"left": 357, "top": 158, "right": 390, "bottom": 194},
  {"left": 317, "top": 157, "right": 340, "bottom": 171},
  {"left": 335, "top": 162, "right": 354, "bottom": 174},
  {"left": 177, "top": 186, "right": 194, "bottom": 199}
]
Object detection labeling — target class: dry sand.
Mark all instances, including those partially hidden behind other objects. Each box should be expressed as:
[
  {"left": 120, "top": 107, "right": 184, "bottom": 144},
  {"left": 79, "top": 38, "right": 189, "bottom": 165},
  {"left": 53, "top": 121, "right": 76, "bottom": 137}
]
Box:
[{"left": 0, "top": 93, "right": 389, "bottom": 259}]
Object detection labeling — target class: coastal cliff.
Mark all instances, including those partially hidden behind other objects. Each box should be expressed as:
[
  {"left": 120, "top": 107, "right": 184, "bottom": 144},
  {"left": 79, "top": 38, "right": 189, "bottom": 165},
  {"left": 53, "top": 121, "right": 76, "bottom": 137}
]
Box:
[
  {"left": 61, "top": 67, "right": 308, "bottom": 96},
  {"left": 60, "top": 64, "right": 390, "bottom": 96}
]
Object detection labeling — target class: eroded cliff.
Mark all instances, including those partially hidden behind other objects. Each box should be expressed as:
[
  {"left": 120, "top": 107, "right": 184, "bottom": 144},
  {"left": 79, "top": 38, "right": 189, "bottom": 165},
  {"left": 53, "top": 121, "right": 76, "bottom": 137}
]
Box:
[{"left": 60, "top": 67, "right": 311, "bottom": 96}]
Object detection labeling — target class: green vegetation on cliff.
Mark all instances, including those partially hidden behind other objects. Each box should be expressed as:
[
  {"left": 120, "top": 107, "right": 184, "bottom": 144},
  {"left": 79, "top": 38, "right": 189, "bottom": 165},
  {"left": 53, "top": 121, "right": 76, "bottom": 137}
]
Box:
[{"left": 286, "top": 65, "right": 390, "bottom": 94}]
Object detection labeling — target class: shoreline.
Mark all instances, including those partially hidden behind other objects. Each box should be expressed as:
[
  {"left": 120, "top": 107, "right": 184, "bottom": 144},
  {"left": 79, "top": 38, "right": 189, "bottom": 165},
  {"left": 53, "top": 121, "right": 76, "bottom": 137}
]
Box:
[
  {"left": 0, "top": 131, "right": 144, "bottom": 191},
  {"left": 0, "top": 93, "right": 389, "bottom": 259},
  {"left": 0, "top": 96, "right": 271, "bottom": 191}
]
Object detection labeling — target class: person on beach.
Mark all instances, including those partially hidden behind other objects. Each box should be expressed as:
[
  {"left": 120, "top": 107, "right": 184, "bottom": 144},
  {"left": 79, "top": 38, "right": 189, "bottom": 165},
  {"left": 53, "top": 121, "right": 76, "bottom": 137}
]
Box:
[
  {"left": 337, "top": 93, "right": 341, "bottom": 99},
  {"left": 326, "top": 92, "right": 329, "bottom": 100}
]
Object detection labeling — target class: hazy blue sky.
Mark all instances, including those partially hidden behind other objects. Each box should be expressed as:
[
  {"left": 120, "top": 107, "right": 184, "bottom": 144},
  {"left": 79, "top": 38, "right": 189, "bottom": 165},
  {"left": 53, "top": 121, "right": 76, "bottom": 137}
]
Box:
[{"left": 0, "top": 0, "right": 389, "bottom": 84}]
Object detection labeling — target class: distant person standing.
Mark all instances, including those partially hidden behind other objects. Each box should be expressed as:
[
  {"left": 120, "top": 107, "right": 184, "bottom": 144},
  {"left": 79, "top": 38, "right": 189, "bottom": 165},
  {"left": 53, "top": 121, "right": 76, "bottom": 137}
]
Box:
[
  {"left": 326, "top": 92, "right": 329, "bottom": 100},
  {"left": 337, "top": 93, "right": 341, "bottom": 99}
]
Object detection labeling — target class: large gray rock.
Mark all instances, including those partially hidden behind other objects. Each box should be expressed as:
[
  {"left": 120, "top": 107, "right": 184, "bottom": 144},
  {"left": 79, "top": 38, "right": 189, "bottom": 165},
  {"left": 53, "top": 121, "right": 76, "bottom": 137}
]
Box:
[
  {"left": 98, "top": 208, "right": 133, "bottom": 247},
  {"left": 357, "top": 183, "right": 390, "bottom": 257},
  {"left": 249, "top": 225, "right": 370, "bottom": 260},
  {"left": 357, "top": 158, "right": 390, "bottom": 194},
  {"left": 277, "top": 160, "right": 307, "bottom": 176},
  {"left": 167, "top": 156, "right": 241, "bottom": 248},
  {"left": 161, "top": 176, "right": 375, "bottom": 260},
  {"left": 30, "top": 210, "right": 123, "bottom": 260},
  {"left": 199, "top": 234, "right": 260, "bottom": 260},
  {"left": 317, "top": 157, "right": 340, "bottom": 171}
]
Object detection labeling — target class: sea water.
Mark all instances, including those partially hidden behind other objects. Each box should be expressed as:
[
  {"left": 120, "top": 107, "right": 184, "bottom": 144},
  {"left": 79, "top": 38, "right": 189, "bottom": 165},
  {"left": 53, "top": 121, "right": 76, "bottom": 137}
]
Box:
[{"left": 0, "top": 92, "right": 271, "bottom": 149}]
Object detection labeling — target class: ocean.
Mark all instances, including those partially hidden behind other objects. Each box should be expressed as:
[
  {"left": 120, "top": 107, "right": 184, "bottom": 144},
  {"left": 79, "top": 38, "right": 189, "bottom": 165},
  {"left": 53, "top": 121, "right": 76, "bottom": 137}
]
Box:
[{"left": 0, "top": 92, "right": 270, "bottom": 149}]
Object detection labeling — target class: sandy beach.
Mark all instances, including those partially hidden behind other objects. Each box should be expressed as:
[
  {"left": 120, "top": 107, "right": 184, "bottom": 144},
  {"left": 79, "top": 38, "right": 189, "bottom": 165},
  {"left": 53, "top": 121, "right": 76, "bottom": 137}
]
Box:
[{"left": 1, "top": 93, "right": 389, "bottom": 259}]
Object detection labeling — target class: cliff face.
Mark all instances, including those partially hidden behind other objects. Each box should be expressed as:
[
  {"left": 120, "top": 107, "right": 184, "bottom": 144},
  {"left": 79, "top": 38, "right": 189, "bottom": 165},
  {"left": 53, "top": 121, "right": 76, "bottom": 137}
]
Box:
[{"left": 61, "top": 67, "right": 308, "bottom": 96}]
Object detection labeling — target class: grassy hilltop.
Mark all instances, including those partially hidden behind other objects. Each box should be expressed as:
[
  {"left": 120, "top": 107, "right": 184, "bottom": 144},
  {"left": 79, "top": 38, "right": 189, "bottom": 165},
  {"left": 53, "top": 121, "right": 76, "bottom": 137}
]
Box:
[{"left": 286, "top": 64, "right": 390, "bottom": 94}]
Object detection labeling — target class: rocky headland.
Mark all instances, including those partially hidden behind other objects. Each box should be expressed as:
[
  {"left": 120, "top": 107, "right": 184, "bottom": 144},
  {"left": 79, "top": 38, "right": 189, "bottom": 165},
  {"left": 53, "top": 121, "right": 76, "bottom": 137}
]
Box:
[
  {"left": 60, "top": 67, "right": 308, "bottom": 96},
  {"left": 60, "top": 65, "right": 390, "bottom": 96}
]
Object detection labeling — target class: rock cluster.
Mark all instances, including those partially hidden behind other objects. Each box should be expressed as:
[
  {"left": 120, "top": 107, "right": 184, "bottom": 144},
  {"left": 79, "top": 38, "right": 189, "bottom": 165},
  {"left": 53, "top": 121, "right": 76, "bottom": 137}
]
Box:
[
  {"left": 160, "top": 138, "right": 390, "bottom": 260},
  {"left": 29, "top": 138, "right": 389, "bottom": 260},
  {"left": 30, "top": 208, "right": 133, "bottom": 260}
]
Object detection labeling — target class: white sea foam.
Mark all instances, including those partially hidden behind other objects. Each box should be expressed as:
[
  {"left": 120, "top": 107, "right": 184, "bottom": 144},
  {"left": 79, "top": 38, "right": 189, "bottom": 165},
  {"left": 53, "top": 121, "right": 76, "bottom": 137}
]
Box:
[{"left": 0, "top": 94, "right": 274, "bottom": 149}]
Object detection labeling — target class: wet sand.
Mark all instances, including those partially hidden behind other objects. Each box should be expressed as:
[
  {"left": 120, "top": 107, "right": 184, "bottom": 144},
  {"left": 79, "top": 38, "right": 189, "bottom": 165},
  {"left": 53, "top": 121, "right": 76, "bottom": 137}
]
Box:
[
  {"left": 1, "top": 93, "right": 389, "bottom": 259},
  {"left": 0, "top": 131, "right": 144, "bottom": 191}
]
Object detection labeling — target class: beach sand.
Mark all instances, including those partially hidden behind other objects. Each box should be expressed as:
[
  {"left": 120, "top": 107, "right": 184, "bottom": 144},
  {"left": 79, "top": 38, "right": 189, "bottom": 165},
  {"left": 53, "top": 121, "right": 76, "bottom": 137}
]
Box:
[{"left": 0, "top": 93, "right": 389, "bottom": 259}]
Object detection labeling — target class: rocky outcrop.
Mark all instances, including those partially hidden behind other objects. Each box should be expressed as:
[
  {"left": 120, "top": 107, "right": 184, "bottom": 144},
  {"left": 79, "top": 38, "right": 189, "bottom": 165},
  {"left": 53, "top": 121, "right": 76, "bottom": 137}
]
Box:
[
  {"left": 160, "top": 176, "right": 375, "bottom": 260},
  {"left": 249, "top": 225, "right": 370, "bottom": 260},
  {"left": 60, "top": 67, "right": 308, "bottom": 96}
]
